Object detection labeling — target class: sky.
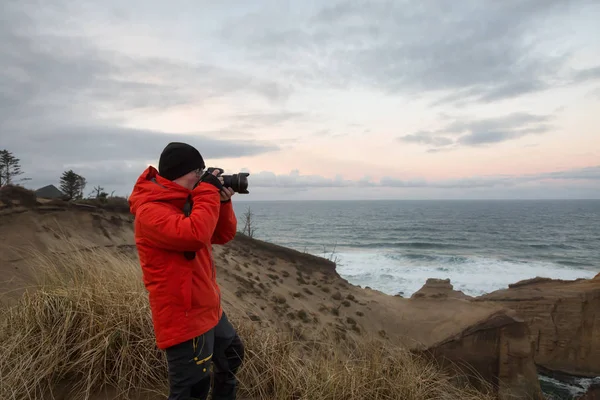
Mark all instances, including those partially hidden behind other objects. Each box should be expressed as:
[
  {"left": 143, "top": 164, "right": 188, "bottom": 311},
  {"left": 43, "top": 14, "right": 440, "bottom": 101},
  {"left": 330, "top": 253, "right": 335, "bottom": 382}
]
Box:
[{"left": 1, "top": 0, "right": 599, "bottom": 200}]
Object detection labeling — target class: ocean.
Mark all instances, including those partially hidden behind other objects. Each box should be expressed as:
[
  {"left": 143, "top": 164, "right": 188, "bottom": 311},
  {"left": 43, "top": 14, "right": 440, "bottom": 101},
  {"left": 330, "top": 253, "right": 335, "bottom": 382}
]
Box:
[
  {"left": 232, "top": 200, "right": 600, "bottom": 297},
  {"left": 231, "top": 199, "right": 600, "bottom": 399}
]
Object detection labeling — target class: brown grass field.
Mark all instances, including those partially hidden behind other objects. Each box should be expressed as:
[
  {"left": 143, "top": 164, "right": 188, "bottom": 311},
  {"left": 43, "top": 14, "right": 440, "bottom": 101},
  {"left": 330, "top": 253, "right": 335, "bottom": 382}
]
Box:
[{"left": 0, "top": 238, "right": 494, "bottom": 400}]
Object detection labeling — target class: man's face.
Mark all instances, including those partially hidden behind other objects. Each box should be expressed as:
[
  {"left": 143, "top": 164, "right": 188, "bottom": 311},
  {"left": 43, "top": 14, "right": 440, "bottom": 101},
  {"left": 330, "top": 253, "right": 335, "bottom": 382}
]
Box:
[{"left": 173, "top": 168, "right": 204, "bottom": 191}]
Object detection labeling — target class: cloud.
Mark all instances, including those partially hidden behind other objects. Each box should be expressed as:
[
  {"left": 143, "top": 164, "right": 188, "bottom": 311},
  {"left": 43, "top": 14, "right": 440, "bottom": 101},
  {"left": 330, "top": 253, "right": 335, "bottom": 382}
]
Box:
[
  {"left": 245, "top": 165, "right": 600, "bottom": 190},
  {"left": 233, "top": 111, "right": 307, "bottom": 125},
  {"left": 399, "top": 132, "right": 455, "bottom": 147},
  {"left": 573, "top": 66, "right": 600, "bottom": 82},
  {"left": 398, "top": 112, "right": 552, "bottom": 151},
  {"left": 0, "top": 27, "right": 290, "bottom": 135},
  {"left": 3, "top": 125, "right": 278, "bottom": 193},
  {"left": 0, "top": 1, "right": 292, "bottom": 132},
  {"left": 0, "top": 1, "right": 286, "bottom": 193},
  {"left": 537, "top": 166, "right": 600, "bottom": 181},
  {"left": 379, "top": 176, "right": 515, "bottom": 189},
  {"left": 2, "top": 0, "right": 598, "bottom": 201},
  {"left": 249, "top": 170, "right": 361, "bottom": 188},
  {"left": 4, "top": 125, "right": 278, "bottom": 164},
  {"left": 220, "top": 0, "right": 600, "bottom": 105}
]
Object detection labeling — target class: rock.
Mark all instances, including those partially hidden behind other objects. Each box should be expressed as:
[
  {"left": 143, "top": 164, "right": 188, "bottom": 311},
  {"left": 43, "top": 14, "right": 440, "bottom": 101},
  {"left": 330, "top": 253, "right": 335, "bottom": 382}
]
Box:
[
  {"left": 247, "top": 313, "right": 261, "bottom": 322},
  {"left": 476, "top": 276, "right": 600, "bottom": 378},
  {"left": 424, "top": 309, "right": 542, "bottom": 399},
  {"left": 411, "top": 278, "right": 471, "bottom": 300},
  {"left": 578, "top": 383, "right": 600, "bottom": 400},
  {"left": 361, "top": 289, "right": 543, "bottom": 399}
]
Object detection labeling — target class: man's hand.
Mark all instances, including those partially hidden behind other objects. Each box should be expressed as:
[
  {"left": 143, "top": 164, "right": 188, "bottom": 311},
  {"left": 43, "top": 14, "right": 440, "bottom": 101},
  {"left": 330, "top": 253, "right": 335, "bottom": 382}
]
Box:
[
  {"left": 219, "top": 187, "right": 235, "bottom": 202},
  {"left": 214, "top": 170, "right": 235, "bottom": 202}
]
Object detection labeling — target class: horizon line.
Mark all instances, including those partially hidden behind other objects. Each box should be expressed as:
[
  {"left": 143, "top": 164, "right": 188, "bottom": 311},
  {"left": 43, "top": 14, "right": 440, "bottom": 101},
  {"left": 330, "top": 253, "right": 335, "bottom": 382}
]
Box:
[{"left": 231, "top": 198, "right": 600, "bottom": 202}]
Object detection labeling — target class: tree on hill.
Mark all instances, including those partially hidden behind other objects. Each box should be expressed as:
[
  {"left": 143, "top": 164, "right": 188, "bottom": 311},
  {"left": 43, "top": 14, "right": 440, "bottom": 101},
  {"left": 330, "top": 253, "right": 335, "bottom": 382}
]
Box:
[
  {"left": 91, "top": 185, "right": 109, "bottom": 202},
  {"left": 92, "top": 185, "right": 105, "bottom": 198},
  {"left": 241, "top": 206, "right": 257, "bottom": 238},
  {"left": 60, "top": 170, "right": 87, "bottom": 200},
  {"left": 0, "top": 149, "right": 28, "bottom": 187},
  {"left": 77, "top": 175, "right": 87, "bottom": 199}
]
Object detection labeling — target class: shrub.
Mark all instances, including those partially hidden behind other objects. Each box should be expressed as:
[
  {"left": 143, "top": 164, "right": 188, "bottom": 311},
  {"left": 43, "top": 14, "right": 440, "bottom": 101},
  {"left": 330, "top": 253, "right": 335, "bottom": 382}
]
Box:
[
  {"left": 72, "top": 196, "right": 130, "bottom": 213},
  {"left": 0, "top": 184, "right": 37, "bottom": 207}
]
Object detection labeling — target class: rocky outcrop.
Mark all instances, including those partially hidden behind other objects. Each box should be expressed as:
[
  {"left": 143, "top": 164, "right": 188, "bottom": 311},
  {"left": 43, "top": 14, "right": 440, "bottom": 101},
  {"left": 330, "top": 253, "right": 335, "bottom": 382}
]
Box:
[
  {"left": 579, "top": 383, "right": 600, "bottom": 400},
  {"left": 411, "top": 278, "right": 471, "bottom": 299},
  {"left": 476, "top": 275, "right": 600, "bottom": 378},
  {"left": 398, "top": 290, "right": 543, "bottom": 399}
]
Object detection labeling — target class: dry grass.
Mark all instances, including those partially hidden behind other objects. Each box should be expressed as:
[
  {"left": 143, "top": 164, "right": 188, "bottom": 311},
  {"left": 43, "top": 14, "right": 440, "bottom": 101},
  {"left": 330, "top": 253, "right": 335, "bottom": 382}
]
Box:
[
  {"left": 236, "top": 325, "right": 493, "bottom": 400},
  {"left": 0, "top": 245, "right": 165, "bottom": 400},
  {"left": 0, "top": 242, "right": 494, "bottom": 400}
]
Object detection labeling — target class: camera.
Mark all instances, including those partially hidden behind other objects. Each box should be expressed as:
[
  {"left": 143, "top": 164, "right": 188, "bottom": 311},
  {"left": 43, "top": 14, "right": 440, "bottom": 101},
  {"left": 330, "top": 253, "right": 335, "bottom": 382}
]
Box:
[{"left": 207, "top": 167, "right": 250, "bottom": 194}]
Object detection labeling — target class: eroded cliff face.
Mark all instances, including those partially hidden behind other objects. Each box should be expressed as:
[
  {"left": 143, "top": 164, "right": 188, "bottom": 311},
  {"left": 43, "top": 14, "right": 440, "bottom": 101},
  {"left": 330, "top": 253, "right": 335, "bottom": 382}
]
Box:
[
  {"left": 579, "top": 383, "right": 600, "bottom": 400},
  {"left": 405, "top": 279, "right": 542, "bottom": 398},
  {"left": 425, "top": 308, "right": 542, "bottom": 400},
  {"left": 476, "top": 276, "right": 600, "bottom": 378},
  {"left": 0, "top": 206, "right": 135, "bottom": 303}
]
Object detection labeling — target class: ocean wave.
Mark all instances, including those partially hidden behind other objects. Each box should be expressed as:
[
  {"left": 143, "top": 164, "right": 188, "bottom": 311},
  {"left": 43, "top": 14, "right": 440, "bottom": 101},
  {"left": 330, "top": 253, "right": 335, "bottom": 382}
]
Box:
[
  {"left": 528, "top": 244, "right": 580, "bottom": 250},
  {"left": 346, "top": 241, "right": 476, "bottom": 250},
  {"left": 539, "top": 374, "right": 600, "bottom": 399},
  {"left": 329, "top": 250, "right": 598, "bottom": 297},
  {"left": 389, "top": 253, "right": 470, "bottom": 264},
  {"left": 556, "top": 260, "right": 591, "bottom": 267}
]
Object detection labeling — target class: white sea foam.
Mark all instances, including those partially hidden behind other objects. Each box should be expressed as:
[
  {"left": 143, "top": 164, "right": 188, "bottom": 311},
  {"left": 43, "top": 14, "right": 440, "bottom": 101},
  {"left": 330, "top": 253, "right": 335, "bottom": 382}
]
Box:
[
  {"left": 327, "top": 250, "right": 598, "bottom": 297},
  {"left": 539, "top": 374, "right": 600, "bottom": 398}
]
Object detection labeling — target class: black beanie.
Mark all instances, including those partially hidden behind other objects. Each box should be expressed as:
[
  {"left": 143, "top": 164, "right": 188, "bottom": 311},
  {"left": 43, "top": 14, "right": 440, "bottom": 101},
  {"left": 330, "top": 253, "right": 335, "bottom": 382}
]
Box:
[{"left": 158, "top": 142, "right": 205, "bottom": 181}]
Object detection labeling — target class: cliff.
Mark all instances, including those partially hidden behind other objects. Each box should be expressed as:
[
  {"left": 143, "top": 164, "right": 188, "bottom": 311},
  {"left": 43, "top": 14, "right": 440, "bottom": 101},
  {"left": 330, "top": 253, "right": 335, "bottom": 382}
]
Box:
[
  {"left": 579, "top": 384, "right": 600, "bottom": 400},
  {"left": 476, "top": 276, "right": 600, "bottom": 379}
]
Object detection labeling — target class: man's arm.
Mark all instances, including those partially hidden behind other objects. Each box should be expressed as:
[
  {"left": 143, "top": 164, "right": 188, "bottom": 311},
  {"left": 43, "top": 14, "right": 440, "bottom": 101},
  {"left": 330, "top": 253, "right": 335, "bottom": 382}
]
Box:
[
  {"left": 137, "top": 182, "right": 221, "bottom": 251},
  {"left": 211, "top": 200, "right": 237, "bottom": 245}
]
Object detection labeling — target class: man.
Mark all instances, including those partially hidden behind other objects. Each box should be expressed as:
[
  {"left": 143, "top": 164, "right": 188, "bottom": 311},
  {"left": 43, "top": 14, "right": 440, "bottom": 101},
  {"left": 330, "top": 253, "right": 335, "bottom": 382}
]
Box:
[{"left": 129, "top": 142, "right": 244, "bottom": 400}]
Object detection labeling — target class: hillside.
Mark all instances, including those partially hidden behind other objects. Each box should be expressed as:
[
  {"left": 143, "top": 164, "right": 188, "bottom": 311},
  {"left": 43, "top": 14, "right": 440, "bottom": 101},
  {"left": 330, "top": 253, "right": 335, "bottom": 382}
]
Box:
[{"left": 0, "top": 196, "right": 550, "bottom": 399}]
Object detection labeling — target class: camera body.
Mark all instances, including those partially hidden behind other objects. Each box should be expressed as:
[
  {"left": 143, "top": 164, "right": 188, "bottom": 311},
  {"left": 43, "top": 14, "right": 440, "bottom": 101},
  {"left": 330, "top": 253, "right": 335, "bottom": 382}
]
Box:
[{"left": 207, "top": 167, "right": 250, "bottom": 194}]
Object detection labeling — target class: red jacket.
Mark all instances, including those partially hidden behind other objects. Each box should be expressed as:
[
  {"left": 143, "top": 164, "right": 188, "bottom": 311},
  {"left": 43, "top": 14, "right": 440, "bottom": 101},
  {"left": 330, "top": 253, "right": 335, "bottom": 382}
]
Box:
[{"left": 129, "top": 166, "right": 237, "bottom": 349}]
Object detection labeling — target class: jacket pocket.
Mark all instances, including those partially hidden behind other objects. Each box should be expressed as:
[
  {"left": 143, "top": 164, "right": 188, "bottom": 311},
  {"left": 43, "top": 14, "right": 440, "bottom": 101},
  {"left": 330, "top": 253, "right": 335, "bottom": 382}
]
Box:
[{"left": 182, "top": 270, "right": 192, "bottom": 313}]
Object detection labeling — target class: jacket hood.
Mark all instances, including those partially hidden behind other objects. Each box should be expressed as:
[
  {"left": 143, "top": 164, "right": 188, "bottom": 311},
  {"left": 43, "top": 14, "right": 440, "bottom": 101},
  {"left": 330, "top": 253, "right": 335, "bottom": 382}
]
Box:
[{"left": 129, "top": 166, "right": 191, "bottom": 216}]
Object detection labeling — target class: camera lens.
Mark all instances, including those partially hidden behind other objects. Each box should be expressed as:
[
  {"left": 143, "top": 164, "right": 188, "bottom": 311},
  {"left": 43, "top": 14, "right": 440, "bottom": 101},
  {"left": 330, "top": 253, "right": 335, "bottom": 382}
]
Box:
[{"left": 222, "top": 173, "right": 250, "bottom": 194}]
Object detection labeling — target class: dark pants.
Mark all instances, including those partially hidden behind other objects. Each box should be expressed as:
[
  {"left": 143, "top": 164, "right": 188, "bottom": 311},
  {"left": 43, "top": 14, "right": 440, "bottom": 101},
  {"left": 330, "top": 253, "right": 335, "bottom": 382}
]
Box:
[{"left": 166, "top": 312, "right": 244, "bottom": 400}]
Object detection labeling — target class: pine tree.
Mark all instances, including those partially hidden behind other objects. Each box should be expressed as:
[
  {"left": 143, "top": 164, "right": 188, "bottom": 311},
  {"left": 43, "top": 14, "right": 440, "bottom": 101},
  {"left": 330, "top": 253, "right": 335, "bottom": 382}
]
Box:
[
  {"left": 0, "top": 150, "right": 25, "bottom": 186},
  {"left": 76, "top": 175, "right": 87, "bottom": 199},
  {"left": 60, "top": 170, "right": 86, "bottom": 200}
]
